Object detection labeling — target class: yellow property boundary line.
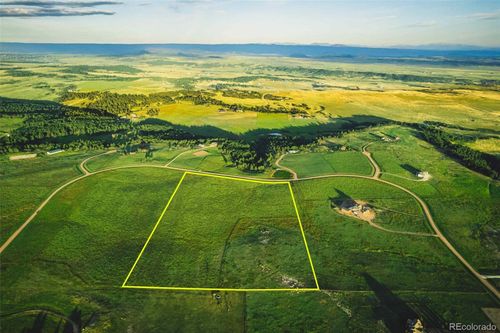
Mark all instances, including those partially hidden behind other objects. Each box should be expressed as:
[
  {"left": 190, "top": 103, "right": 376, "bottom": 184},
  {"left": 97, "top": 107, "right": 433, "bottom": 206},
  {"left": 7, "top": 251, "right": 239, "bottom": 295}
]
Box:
[
  {"left": 122, "top": 171, "right": 320, "bottom": 292},
  {"left": 121, "top": 172, "right": 187, "bottom": 287},
  {"left": 184, "top": 170, "right": 290, "bottom": 185}
]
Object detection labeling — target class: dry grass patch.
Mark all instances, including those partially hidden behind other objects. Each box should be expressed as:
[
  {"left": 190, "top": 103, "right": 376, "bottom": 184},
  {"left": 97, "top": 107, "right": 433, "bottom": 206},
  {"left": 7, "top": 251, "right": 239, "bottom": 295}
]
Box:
[{"left": 193, "top": 150, "right": 209, "bottom": 157}]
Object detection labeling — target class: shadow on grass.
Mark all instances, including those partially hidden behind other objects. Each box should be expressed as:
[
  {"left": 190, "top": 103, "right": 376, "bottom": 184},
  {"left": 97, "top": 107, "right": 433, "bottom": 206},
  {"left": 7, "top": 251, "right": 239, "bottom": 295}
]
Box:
[
  {"left": 240, "top": 115, "right": 390, "bottom": 141},
  {"left": 363, "top": 273, "right": 447, "bottom": 332},
  {"left": 329, "top": 189, "right": 355, "bottom": 209},
  {"left": 140, "top": 114, "right": 390, "bottom": 141},
  {"left": 400, "top": 163, "right": 420, "bottom": 175},
  {"left": 363, "top": 273, "right": 418, "bottom": 333},
  {"left": 20, "top": 307, "right": 84, "bottom": 333}
]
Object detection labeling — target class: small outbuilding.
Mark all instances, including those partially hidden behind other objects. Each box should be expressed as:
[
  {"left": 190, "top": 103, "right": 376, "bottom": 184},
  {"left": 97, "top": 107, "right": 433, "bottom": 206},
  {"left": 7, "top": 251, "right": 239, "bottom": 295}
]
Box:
[{"left": 47, "top": 149, "right": 64, "bottom": 155}]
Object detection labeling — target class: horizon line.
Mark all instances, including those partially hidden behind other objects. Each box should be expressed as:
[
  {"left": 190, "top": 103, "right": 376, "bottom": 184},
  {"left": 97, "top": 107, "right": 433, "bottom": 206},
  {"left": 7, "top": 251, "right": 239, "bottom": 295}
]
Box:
[{"left": 1, "top": 41, "right": 500, "bottom": 51}]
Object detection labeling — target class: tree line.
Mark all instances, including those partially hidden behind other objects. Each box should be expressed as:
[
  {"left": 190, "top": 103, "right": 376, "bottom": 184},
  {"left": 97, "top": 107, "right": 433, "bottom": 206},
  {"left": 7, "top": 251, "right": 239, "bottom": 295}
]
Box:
[
  {"left": 178, "top": 91, "right": 309, "bottom": 115},
  {"left": 60, "top": 89, "right": 311, "bottom": 116},
  {"left": 417, "top": 124, "right": 499, "bottom": 179}
]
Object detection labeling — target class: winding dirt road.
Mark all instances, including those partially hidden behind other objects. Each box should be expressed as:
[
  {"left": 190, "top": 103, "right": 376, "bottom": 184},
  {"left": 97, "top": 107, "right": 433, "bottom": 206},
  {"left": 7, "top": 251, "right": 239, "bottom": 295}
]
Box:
[
  {"left": 1, "top": 147, "right": 498, "bottom": 299},
  {"left": 362, "top": 142, "right": 381, "bottom": 179},
  {"left": 275, "top": 154, "right": 298, "bottom": 180}
]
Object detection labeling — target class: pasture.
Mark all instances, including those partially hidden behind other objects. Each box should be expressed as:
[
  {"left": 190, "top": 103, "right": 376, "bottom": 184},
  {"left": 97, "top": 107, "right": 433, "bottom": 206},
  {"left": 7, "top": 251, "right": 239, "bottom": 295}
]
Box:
[
  {"left": 84, "top": 146, "right": 187, "bottom": 172},
  {"left": 367, "top": 126, "right": 499, "bottom": 273},
  {"left": 280, "top": 151, "right": 372, "bottom": 177},
  {"left": 318, "top": 125, "right": 499, "bottom": 273},
  {"left": 293, "top": 177, "right": 483, "bottom": 292},
  {"left": 149, "top": 102, "right": 321, "bottom": 135},
  {"left": 168, "top": 147, "right": 275, "bottom": 178},
  {"left": 0, "top": 151, "right": 93, "bottom": 243},
  {"left": 124, "top": 172, "right": 317, "bottom": 290},
  {"left": 0, "top": 159, "right": 497, "bottom": 331}
]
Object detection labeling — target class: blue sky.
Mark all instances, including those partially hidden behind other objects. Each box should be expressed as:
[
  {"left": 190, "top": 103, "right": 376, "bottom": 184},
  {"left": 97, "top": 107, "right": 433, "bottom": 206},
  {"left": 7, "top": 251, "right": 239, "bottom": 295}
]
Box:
[{"left": 1, "top": 0, "right": 499, "bottom": 46}]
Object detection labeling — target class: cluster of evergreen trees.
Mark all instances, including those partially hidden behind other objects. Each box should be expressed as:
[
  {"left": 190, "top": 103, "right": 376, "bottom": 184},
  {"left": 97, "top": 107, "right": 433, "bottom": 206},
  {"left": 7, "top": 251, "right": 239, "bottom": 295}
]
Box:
[
  {"left": 136, "top": 119, "right": 198, "bottom": 141},
  {"left": 220, "top": 135, "right": 314, "bottom": 171},
  {"left": 418, "top": 124, "right": 499, "bottom": 179},
  {"left": 60, "top": 91, "right": 175, "bottom": 115},
  {"left": 179, "top": 91, "right": 309, "bottom": 115},
  {"left": 220, "top": 89, "right": 262, "bottom": 99}
]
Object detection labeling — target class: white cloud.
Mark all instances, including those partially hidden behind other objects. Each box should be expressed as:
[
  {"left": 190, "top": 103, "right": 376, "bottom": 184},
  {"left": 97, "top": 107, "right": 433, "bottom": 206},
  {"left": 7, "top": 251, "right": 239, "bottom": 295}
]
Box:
[
  {"left": 0, "top": 6, "right": 114, "bottom": 16},
  {"left": 460, "top": 10, "right": 500, "bottom": 21}
]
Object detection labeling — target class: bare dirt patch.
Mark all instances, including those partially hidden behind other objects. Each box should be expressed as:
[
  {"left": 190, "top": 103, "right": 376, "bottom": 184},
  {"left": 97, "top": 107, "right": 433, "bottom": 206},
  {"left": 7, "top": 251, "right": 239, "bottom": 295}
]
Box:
[
  {"left": 9, "top": 154, "right": 37, "bottom": 161},
  {"left": 193, "top": 150, "right": 209, "bottom": 157}
]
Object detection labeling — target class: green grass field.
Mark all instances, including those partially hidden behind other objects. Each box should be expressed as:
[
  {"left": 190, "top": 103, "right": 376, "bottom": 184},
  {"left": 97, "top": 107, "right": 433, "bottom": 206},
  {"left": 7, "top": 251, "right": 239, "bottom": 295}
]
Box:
[
  {"left": 84, "top": 146, "right": 187, "bottom": 172},
  {"left": 320, "top": 125, "right": 499, "bottom": 274},
  {"left": 1, "top": 161, "right": 497, "bottom": 331},
  {"left": 366, "top": 126, "right": 498, "bottom": 273},
  {"left": 125, "top": 173, "right": 316, "bottom": 289},
  {"left": 1, "top": 168, "right": 183, "bottom": 284},
  {"left": 0, "top": 152, "right": 94, "bottom": 244},
  {"left": 0, "top": 116, "right": 497, "bottom": 332},
  {"left": 150, "top": 102, "right": 322, "bottom": 134},
  {"left": 0, "top": 116, "right": 25, "bottom": 137},
  {"left": 245, "top": 290, "right": 496, "bottom": 332},
  {"left": 280, "top": 151, "right": 373, "bottom": 177},
  {"left": 293, "top": 177, "right": 480, "bottom": 292}
]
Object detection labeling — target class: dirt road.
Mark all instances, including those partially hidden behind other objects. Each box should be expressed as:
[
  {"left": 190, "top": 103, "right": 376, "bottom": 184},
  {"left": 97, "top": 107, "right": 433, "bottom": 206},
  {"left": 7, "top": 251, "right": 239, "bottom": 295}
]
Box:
[
  {"left": 362, "top": 143, "right": 381, "bottom": 179},
  {"left": 275, "top": 154, "right": 298, "bottom": 180}
]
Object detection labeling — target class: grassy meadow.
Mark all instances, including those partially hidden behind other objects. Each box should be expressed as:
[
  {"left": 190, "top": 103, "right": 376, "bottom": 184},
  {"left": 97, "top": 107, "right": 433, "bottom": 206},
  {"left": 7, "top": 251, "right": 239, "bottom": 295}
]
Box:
[
  {"left": 168, "top": 146, "right": 276, "bottom": 178},
  {"left": 0, "top": 151, "right": 94, "bottom": 243},
  {"left": 322, "top": 125, "right": 499, "bottom": 273},
  {"left": 84, "top": 146, "right": 187, "bottom": 172},
  {"left": 126, "top": 173, "right": 315, "bottom": 289},
  {"left": 281, "top": 151, "right": 373, "bottom": 177},
  {"left": 368, "top": 126, "right": 498, "bottom": 273},
  {"left": 293, "top": 177, "right": 476, "bottom": 291},
  {"left": 1, "top": 166, "right": 496, "bottom": 331}
]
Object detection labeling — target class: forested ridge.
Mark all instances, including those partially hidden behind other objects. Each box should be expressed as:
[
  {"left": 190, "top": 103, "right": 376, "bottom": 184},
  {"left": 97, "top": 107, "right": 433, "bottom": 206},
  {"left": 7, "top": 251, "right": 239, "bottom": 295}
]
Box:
[
  {"left": 0, "top": 97, "right": 130, "bottom": 152},
  {"left": 60, "top": 90, "right": 311, "bottom": 116},
  {"left": 0, "top": 97, "right": 313, "bottom": 163},
  {"left": 0, "top": 97, "right": 201, "bottom": 153}
]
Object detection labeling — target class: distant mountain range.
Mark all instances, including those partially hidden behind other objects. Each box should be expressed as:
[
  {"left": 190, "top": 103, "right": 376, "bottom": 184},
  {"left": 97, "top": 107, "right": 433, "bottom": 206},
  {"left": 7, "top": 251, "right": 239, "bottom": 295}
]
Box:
[{"left": 1, "top": 42, "right": 499, "bottom": 58}]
